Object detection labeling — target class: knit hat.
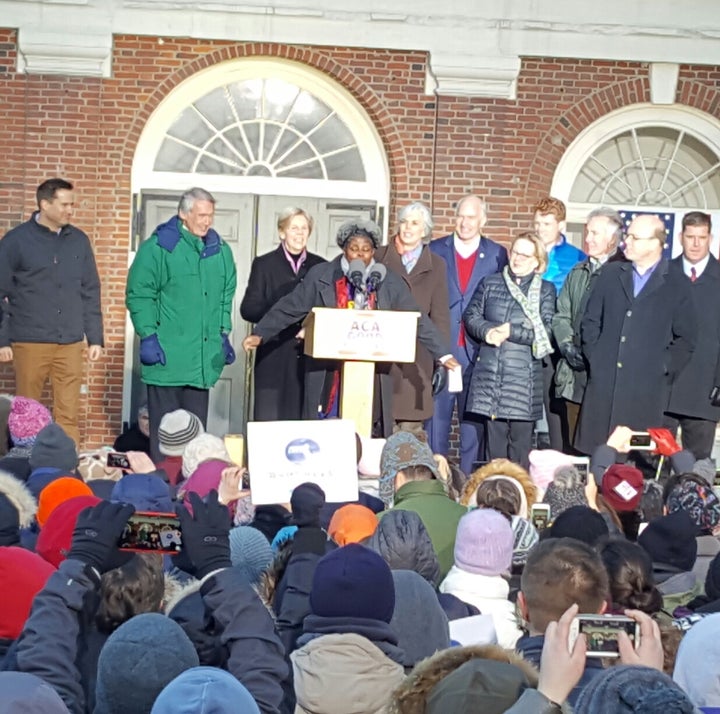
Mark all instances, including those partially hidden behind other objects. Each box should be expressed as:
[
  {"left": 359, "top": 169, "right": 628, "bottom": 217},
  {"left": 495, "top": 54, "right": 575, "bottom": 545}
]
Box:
[
  {"left": 29, "top": 424, "right": 78, "bottom": 472},
  {"left": 575, "top": 665, "right": 696, "bottom": 714},
  {"left": 95, "top": 613, "right": 199, "bottom": 714},
  {"left": 0, "top": 672, "right": 71, "bottom": 714},
  {"left": 691, "top": 458, "right": 717, "bottom": 486},
  {"left": 228, "top": 526, "right": 273, "bottom": 585},
  {"left": 364, "top": 509, "right": 440, "bottom": 586},
  {"left": 638, "top": 511, "right": 698, "bottom": 572},
  {"left": 673, "top": 612, "right": 720, "bottom": 711},
  {"left": 379, "top": 431, "right": 439, "bottom": 506},
  {"left": 542, "top": 465, "right": 588, "bottom": 519},
  {"left": 7, "top": 397, "right": 52, "bottom": 448},
  {"left": 158, "top": 410, "right": 204, "bottom": 457},
  {"left": 87, "top": 479, "right": 118, "bottom": 500},
  {"left": 426, "top": 658, "right": 532, "bottom": 714},
  {"left": 358, "top": 437, "right": 385, "bottom": 477},
  {"left": 180, "top": 459, "right": 229, "bottom": 508},
  {"left": 36, "top": 495, "right": 101, "bottom": 568},
  {"left": 510, "top": 516, "right": 539, "bottom": 568},
  {"left": 111, "top": 473, "right": 174, "bottom": 513},
  {"left": 328, "top": 504, "right": 379, "bottom": 546},
  {"left": 453, "top": 509, "right": 514, "bottom": 577},
  {"left": 335, "top": 218, "right": 382, "bottom": 249},
  {"left": 528, "top": 449, "right": 576, "bottom": 498},
  {"left": 151, "top": 667, "right": 260, "bottom": 714},
  {"left": 291, "top": 482, "right": 326, "bottom": 527},
  {"left": 0, "top": 546, "right": 55, "bottom": 640},
  {"left": 37, "top": 476, "right": 93, "bottom": 528},
  {"left": 549, "top": 505, "right": 609, "bottom": 546},
  {"left": 602, "top": 464, "right": 644, "bottom": 512},
  {"left": 390, "top": 570, "right": 450, "bottom": 668},
  {"left": 0, "top": 470, "right": 37, "bottom": 544},
  {"left": 181, "top": 434, "right": 229, "bottom": 479},
  {"left": 310, "top": 543, "right": 395, "bottom": 622},
  {"left": 666, "top": 479, "right": 720, "bottom": 533}
]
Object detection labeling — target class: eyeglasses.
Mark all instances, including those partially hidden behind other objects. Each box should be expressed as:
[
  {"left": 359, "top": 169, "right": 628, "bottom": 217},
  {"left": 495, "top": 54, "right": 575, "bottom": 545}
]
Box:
[
  {"left": 510, "top": 249, "right": 537, "bottom": 259},
  {"left": 624, "top": 234, "right": 656, "bottom": 242}
]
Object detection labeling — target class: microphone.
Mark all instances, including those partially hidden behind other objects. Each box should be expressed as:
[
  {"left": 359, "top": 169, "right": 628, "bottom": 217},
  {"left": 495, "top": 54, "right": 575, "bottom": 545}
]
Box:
[
  {"left": 347, "top": 259, "right": 367, "bottom": 290},
  {"left": 366, "top": 263, "right": 387, "bottom": 292}
]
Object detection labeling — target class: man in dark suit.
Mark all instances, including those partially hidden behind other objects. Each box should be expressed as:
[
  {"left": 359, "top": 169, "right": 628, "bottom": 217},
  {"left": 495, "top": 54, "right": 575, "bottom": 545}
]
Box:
[
  {"left": 240, "top": 207, "right": 326, "bottom": 421},
  {"left": 665, "top": 211, "right": 720, "bottom": 460},
  {"left": 428, "top": 195, "right": 507, "bottom": 474},
  {"left": 575, "top": 214, "right": 697, "bottom": 455}
]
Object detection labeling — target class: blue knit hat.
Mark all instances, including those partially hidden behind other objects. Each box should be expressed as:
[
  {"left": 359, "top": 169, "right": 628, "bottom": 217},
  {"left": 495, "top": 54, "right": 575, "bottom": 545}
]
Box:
[
  {"left": 310, "top": 543, "right": 395, "bottom": 622},
  {"left": 151, "top": 667, "right": 260, "bottom": 714},
  {"left": 95, "top": 613, "right": 199, "bottom": 714},
  {"left": 575, "top": 665, "right": 696, "bottom": 714},
  {"left": 0, "top": 672, "right": 70, "bottom": 714},
  {"left": 111, "top": 473, "right": 174, "bottom": 513},
  {"left": 228, "top": 526, "right": 273, "bottom": 585},
  {"left": 379, "top": 431, "right": 439, "bottom": 507}
]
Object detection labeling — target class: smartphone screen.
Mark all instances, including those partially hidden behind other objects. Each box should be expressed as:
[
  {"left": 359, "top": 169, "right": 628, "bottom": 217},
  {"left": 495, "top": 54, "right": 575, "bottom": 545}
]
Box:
[
  {"left": 118, "top": 512, "right": 182, "bottom": 554},
  {"left": 531, "top": 505, "right": 551, "bottom": 531},
  {"left": 570, "top": 615, "right": 639, "bottom": 657},
  {"left": 570, "top": 457, "right": 590, "bottom": 485},
  {"left": 629, "top": 433, "right": 653, "bottom": 448},
  {"left": 107, "top": 451, "right": 131, "bottom": 469}
]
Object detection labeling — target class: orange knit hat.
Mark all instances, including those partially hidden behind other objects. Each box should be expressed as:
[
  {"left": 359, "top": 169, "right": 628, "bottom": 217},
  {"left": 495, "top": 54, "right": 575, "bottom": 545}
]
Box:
[
  {"left": 328, "top": 504, "right": 379, "bottom": 546},
  {"left": 37, "top": 477, "right": 93, "bottom": 528}
]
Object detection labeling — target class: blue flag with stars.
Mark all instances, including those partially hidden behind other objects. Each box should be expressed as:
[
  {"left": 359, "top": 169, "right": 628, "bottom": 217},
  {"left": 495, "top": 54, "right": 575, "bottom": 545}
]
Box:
[{"left": 618, "top": 210, "right": 675, "bottom": 259}]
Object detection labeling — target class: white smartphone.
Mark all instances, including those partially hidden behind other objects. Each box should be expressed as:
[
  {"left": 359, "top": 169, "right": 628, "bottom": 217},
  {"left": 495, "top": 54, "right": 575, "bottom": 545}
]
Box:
[
  {"left": 531, "top": 503, "right": 551, "bottom": 531},
  {"left": 628, "top": 431, "right": 656, "bottom": 451},
  {"left": 568, "top": 614, "right": 640, "bottom": 658},
  {"left": 569, "top": 456, "right": 590, "bottom": 485}
]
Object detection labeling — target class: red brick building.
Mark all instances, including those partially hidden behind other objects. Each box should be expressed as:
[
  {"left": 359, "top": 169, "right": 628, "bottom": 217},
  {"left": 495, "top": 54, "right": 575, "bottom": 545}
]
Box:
[{"left": 1, "top": 3, "right": 719, "bottom": 447}]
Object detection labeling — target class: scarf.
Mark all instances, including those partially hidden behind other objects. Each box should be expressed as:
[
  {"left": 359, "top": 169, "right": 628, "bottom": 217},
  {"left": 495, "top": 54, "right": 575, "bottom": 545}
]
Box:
[{"left": 502, "top": 267, "right": 553, "bottom": 360}]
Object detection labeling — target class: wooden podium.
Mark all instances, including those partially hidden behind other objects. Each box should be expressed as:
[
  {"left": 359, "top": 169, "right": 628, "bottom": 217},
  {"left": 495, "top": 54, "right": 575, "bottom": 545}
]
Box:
[{"left": 303, "top": 307, "right": 420, "bottom": 437}]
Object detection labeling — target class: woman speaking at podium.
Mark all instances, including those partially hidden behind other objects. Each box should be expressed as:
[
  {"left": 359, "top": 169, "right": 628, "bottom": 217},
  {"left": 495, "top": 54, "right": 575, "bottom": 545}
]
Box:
[{"left": 242, "top": 219, "right": 458, "bottom": 437}]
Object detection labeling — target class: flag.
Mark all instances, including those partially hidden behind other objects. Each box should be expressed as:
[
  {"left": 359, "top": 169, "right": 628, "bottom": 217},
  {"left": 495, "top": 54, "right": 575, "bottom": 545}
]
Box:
[{"left": 618, "top": 209, "right": 675, "bottom": 258}]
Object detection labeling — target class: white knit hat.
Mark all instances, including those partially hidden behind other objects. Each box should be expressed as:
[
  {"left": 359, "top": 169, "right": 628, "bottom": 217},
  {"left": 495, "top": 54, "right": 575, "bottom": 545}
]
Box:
[
  {"left": 158, "top": 410, "right": 204, "bottom": 457},
  {"left": 181, "top": 434, "right": 229, "bottom": 479}
]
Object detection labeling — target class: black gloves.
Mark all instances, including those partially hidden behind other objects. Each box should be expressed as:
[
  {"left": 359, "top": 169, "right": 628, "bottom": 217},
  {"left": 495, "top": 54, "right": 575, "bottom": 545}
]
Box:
[
  {"left": 176, "top": 490, "right": 232, "bottom": 580},
  {"left": 562, "top": 343, "right": 586, "bottom": 371},
  {"left": 139, "top": 333, "right": 167, "bottom": 366},
  {"left": 68, "top": 501, "right": 135, "bottom": 573}
]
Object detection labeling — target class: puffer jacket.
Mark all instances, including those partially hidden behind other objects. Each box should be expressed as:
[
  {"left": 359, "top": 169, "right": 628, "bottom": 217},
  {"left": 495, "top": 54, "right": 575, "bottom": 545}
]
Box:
[{"left": 463, "top": 272, "right": 556, "bottom": 421}]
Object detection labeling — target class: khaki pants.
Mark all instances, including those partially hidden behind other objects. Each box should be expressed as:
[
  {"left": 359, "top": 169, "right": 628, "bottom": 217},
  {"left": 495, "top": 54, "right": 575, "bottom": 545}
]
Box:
[{"left": 13, "top": 341, "right": 84, "bottom": 445}]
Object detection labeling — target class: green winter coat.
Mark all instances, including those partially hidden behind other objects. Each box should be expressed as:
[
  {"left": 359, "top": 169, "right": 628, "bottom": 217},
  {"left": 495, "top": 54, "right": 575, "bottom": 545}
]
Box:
[
  {"left": 126, "top": 217, "right": 237, "bottom": 389},
  {"left": 382, "top": 479, "right": 467, "bottom": 580}
]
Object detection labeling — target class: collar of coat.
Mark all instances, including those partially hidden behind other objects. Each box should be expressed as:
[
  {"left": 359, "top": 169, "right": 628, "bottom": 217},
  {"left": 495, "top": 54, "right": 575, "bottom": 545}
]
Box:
[
  {"left": 154, "top": 216, "right": 222, "bottom": 258},
  {"left": 394, "top": 478, "right": 449, "bottom": 503}
]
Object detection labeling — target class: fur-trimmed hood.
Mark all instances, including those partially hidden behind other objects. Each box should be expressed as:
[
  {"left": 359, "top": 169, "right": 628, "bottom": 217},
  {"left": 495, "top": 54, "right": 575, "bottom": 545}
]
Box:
[
  {"left": 460, "top": 459, "right": 537, "bottom": 515},
  {"left": 257, "top": 541, "right": 292, "bottom": 609},
  {"left": 388, "top": 643, "right": 539, "bottom": 714},
  {"left": 0, "top": 469, "right": 37, "bottom": 528}
]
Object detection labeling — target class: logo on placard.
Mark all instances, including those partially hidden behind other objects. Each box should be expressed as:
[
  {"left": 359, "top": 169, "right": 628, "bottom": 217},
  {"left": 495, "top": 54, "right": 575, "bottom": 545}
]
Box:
[{"left": 285, "top": 438, "right": 321, "bottom": 463}]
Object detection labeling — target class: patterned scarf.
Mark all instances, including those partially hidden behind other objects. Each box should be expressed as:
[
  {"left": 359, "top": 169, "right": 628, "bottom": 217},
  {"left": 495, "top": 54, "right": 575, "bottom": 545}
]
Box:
[{"left": 501, "top": 267, "right": 553, "bottom": 359}]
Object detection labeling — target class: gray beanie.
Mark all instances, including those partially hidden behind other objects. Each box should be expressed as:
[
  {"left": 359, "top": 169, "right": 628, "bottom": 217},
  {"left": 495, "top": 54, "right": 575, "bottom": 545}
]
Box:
[
  {"left": 335, "top": 219, "right": 382, "bottom": 249},
  {"left": 29, "top": 424, "right": 78, "bottom": 472},
  {"left": 95, "top": 613, "right": 199, "bottom": 714},
  {"left": 229, "top": 526, "right": 273, "bottom": 585},
  {"left": 158, "top": 410, "right": 204, "bottom": 457}
]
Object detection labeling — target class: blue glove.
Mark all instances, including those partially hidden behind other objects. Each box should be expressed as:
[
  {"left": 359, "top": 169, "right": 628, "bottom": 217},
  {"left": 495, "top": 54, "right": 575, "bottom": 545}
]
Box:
[
  {"left": 139, "top": 333, "right": 166, "bottom": 366},
  {"left": 222, "top": 333, "right": 236, "bottom": 365}
]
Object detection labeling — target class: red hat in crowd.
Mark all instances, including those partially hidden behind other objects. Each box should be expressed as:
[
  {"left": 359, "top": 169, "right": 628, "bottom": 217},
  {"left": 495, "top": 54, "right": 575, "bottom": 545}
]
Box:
[
  {"left": 602, "top": 465, "right": 644, "bottom": 512},
  {"left": 0, "top": 546, "right": 55, "bottom": 640},
  {"left": 36, "top": 495, "right": 101, "bottom": 568}
]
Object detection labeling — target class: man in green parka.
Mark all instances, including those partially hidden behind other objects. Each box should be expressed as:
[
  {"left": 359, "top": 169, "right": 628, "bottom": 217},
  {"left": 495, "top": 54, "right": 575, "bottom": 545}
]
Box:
[{"left": 126, "top": 187, "right": 237, "bottom": 461}]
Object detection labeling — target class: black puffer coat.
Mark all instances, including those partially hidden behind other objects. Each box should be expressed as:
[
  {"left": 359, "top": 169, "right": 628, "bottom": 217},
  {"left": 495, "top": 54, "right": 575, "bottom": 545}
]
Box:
[
  {"left": 463, "top": 271, "right": 556, "bottom": 421},
  {"left": 363, "top": 509, "right": 440, "bottom": 587}
]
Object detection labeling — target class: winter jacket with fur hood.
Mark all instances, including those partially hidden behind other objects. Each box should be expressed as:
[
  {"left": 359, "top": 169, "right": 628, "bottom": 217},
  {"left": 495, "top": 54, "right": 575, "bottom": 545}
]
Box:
[{"left": 460, "top": 458, "right": 538, "bottom": 515}]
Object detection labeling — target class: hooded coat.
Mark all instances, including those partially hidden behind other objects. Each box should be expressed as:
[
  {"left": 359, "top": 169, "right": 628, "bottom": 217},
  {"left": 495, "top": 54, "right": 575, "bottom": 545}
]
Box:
[
  {"left": 459, "top": 458, "right": 537, "bottom": 514},
  {"left": 291, "top": 632, "right": 405, "bottom": 714}
]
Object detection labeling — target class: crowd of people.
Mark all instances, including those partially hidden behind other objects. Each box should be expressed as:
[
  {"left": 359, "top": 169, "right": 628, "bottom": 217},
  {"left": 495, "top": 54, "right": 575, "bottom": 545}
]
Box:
[
  {"left": 0, "top": 399, "right": 718, "bottom": 713},
  {"left": 0, "top": 179, "right": 719, "bottom": 712}
]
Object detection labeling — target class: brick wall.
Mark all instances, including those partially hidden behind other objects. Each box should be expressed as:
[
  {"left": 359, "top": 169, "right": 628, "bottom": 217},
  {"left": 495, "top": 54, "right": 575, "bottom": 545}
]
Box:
[{"left": 0, "top": 29, "right": 718, "bottom": 448}]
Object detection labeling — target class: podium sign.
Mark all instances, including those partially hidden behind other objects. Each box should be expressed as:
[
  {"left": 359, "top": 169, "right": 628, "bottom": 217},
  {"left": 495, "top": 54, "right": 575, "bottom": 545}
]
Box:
[
  {"left": 303, "top": 308, "right": 420, "bottom": 436},
  {"left": 303, "top": 308, "right": 419, "bottom": 362}
]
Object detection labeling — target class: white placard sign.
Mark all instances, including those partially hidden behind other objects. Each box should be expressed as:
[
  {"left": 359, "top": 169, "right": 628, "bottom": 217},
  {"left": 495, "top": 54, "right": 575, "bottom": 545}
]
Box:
[{"left": 247, "top": 419, "right": 359, "bottom": 505}]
